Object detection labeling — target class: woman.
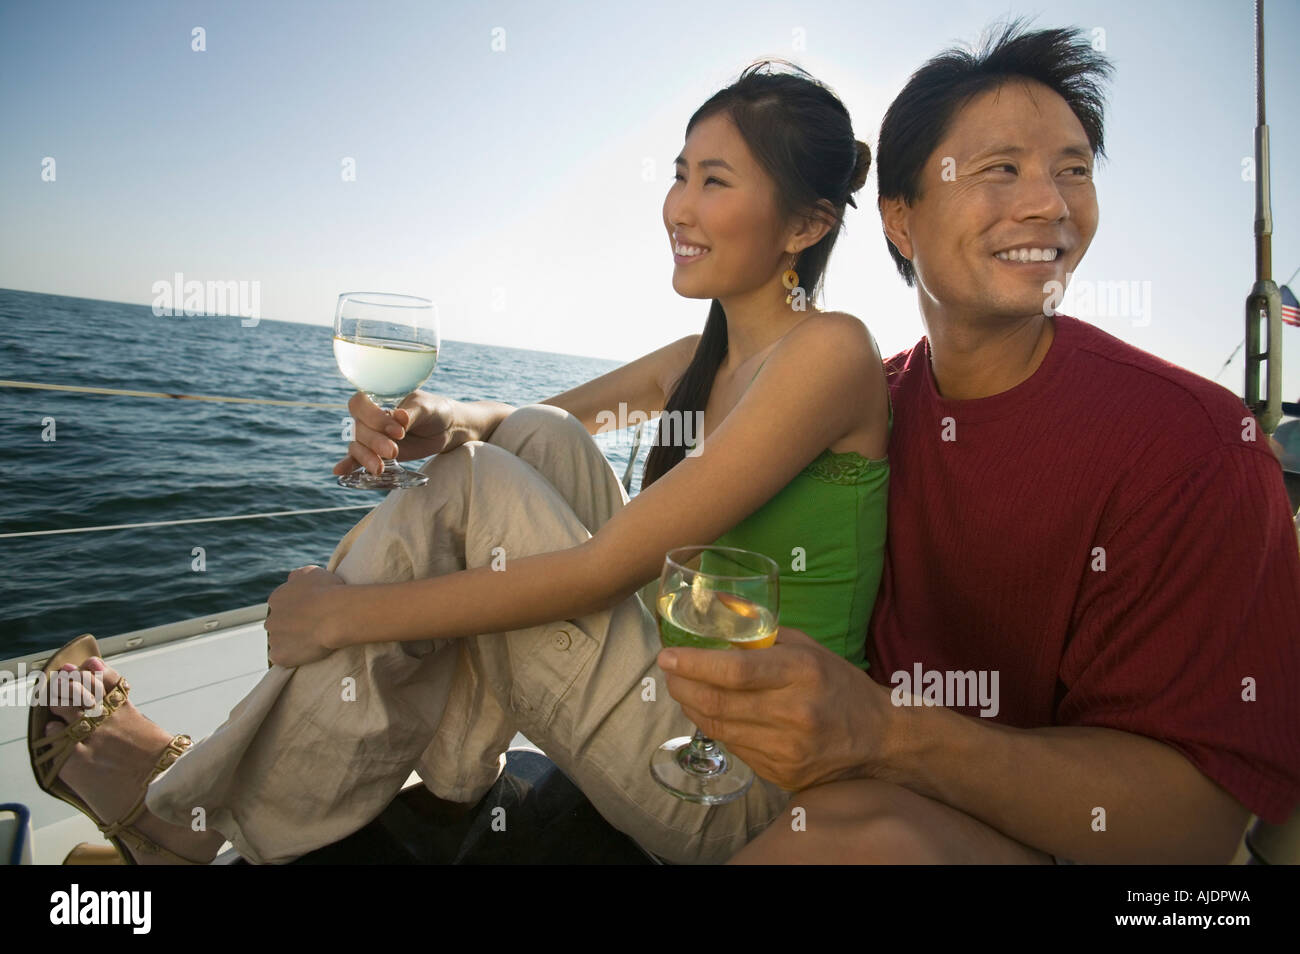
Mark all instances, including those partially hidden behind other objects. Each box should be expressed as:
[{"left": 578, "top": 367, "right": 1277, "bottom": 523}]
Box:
[{"left": 30, "top": 60, "right": 891, "bottom": 865}]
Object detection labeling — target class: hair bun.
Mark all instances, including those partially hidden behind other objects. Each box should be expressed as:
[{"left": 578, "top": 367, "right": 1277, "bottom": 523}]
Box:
[
  {"left": 849, "top": 140, "right": 871, "bottom": 191},
  {"left": 845, "top": 139, "right": 872, "bottom": 208}
]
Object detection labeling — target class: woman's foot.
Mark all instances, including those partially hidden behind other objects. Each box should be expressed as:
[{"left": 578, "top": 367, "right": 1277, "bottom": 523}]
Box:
[{"left": 45, "top": 657, "right": 227, "bottom": 865}]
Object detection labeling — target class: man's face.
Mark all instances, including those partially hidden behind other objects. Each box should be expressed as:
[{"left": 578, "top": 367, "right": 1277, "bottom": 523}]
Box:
[{"left": 884, "top": 79, "right": 1099, "bottom": 322}]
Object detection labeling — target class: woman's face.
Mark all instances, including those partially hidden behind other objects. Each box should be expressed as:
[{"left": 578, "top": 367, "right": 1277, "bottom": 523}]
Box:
[{"left": 663, "top": 113, "right": 790, "bottom": 301}]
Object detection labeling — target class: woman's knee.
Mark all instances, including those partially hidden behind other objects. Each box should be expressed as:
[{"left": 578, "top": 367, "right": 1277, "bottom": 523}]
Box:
[
  {"left": 403, "top": 441, "right": 544, "bottom": 514},
  {"left": 489, "top": 403, "right": 589, "bottom": 454}
]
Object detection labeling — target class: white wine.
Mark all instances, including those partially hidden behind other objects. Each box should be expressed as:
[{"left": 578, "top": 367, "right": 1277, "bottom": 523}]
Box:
[
  {"left": 333, "top": 335, "right": 438, "bottom": 401},
  {"left": 657, "top": 589, "right": 777, "bottom": 650}
]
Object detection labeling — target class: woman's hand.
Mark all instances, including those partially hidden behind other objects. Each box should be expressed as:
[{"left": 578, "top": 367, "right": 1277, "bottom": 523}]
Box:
[
  {"left": 333, "top": 392, "right": 463, "bottom": 477},
  {"left": 266, "top": 566, "right": 348, "bottom": 667}
]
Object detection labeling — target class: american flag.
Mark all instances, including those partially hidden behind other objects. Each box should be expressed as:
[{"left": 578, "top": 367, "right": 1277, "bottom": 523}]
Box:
[{"left": 1283, "top": 284, "right": 1300, "bottom": 328}]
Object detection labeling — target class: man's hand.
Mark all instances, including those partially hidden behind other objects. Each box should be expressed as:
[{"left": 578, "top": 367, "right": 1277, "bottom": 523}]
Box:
[{"left": 658, "top": 626, "right": 892, "bottom": 791}]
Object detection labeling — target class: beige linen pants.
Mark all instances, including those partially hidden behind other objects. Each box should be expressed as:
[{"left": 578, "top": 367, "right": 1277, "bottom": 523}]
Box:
[{"left": 145, "top": 404, "right": 788, "bottom": 863}]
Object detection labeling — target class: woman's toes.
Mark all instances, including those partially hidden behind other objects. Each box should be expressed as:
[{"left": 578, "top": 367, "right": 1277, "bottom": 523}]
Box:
[
  {"left": 46, "top": 657, "right": 124, "bottom": 723},
  {"left": 86, "top": 657, "right": 123, "bottom": 685},
  {"left": 49, "top": 671, "right": 97, "bottom": 723},
  {"left": 85, "top": 658, "right": 126, "bottom": 701}
]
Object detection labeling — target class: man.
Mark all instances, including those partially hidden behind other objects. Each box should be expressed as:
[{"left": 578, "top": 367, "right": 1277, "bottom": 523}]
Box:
[{"left": 663, "top": 22, "right": 1300, "bottom": 863}]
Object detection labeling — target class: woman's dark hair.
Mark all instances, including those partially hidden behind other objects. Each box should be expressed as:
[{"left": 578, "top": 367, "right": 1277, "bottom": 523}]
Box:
[
  {"left": 876, "top": 19, "right": 1113, "bottom": 286},
  {"left": 641, "top": 59, "right": 869, "bottom": 490}
]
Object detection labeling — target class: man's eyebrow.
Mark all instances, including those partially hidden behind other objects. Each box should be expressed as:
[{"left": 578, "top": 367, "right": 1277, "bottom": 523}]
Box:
[
  {"left": 964, "top": 143, "right": 1094, "bottom": 163},
  {"left": 673, "top": 155, "right": 738, "bottom": 173}
]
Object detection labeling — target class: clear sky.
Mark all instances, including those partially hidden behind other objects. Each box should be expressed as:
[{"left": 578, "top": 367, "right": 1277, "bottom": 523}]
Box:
[{"left": 2, "top": 0, "right": 1298, "bottom": 398}]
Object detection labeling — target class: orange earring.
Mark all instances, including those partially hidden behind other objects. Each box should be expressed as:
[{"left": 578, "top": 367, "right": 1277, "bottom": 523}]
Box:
[{"left": 782, "top": 258, "right": 800, "bottom": 305}]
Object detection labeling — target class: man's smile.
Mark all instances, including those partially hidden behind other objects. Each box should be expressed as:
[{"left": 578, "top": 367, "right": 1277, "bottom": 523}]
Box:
[{"left": 993, "top": 246, "right": 1059, "bottom": 263}]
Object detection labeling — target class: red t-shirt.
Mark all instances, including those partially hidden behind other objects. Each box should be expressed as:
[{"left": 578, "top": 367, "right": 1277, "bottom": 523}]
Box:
[{"left": 867, "top": 314, "right": 1300, "bottom": 825}]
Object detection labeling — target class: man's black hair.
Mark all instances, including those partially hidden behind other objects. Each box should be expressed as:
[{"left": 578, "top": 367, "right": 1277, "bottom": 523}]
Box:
[{"left": 876, "top": 19, "right": 1114, "bottom": 286}]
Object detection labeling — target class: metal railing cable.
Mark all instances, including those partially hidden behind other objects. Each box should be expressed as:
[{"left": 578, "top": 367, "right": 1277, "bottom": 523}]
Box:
[
  {"left": 0, "top": 379, "right": 347, "bottom": 409},
  {"left": 0, "top": 505, "right": 379, "bottom": 539},
  {"left": 1, "top": 378, "right": 372, "bottom": 539}
]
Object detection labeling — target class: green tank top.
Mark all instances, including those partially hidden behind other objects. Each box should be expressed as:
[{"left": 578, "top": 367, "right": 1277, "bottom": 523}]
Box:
[{"left": 709, "top": 356, "right": 891, "bottom": 670}]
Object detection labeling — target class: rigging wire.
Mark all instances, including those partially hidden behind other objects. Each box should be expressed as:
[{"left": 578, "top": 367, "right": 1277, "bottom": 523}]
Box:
[
  {"left": 0, "top": 381, "right": 374, "bottom": 538},
  {"left": 0, "top": 504, "right": 379, "bottom": 539},
  {"left": 0, "top": 379, "right": 347, "bottom": 409},
  {"left": 0, "top": 378, "right": 646, "bottom": 537}
]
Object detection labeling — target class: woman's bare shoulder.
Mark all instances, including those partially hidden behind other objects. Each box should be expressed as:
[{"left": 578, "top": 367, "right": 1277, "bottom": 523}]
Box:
[
  {"left": 782, "top": 311, "right": 881, "bottom": 365},
  {"left": 799, "top": 310, "right": 871, "bottom": 332},
  {"left": 775, "top": 311, "right": 889, "bottom": 455}
]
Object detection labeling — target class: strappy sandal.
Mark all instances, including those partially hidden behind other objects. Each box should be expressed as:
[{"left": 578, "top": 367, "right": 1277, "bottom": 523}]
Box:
[{"left": 28, "top": 633, "right": 199, "bottom": 865}]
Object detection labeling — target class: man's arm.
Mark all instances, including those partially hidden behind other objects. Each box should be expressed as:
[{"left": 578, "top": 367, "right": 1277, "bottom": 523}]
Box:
[
  {"left": 662, "top": 440, "right": 1300, "bottom": 863},
  {"left": 661, "top": 628, "right": 1251, "bottom": 864},
  {"left": 884, "top": 688, "right": 1252, "bottom": 863}
]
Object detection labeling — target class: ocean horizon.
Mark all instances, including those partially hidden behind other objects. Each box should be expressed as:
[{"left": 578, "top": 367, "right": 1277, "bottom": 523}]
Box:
[{"left": 0, "top": 287, "right": 643, "bottom": 657}]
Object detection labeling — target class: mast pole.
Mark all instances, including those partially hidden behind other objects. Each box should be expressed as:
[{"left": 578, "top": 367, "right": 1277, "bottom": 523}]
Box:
[{"left": 1245, "top": 0, "right": 1282, "bottom": 433}]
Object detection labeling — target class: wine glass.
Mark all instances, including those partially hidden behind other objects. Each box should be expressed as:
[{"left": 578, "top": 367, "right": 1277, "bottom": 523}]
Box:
[
  {"left": 651, "top": 545, "right": 779, "bottom": 804},
  {"left": 333, "top": 292, "right": 440, "bottom": 490}
]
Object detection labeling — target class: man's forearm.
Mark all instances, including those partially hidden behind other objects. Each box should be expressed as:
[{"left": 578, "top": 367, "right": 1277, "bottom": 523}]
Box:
[{"left": 878, "top": 704, "right": 1251, "bottom": 863}]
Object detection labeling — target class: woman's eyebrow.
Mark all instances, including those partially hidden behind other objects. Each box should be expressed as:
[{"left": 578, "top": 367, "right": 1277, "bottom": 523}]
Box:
[{"left": 673, "top": 155, "right": 738, "bottom": 173}]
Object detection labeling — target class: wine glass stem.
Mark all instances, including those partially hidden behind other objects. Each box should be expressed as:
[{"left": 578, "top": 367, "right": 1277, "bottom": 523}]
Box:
[
  {"left": 376, "top": 400, "right": 401, "bottom": 472},
  {"left": 681, "top": 729, "right": 727, "bottom": 776}
]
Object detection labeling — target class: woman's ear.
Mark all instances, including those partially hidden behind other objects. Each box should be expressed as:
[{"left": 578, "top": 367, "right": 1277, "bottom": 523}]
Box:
[
  {"left": 786, "top": 199, "right": 837, "bottom": 254},
  {"left": 878, "top": 195, "right": 914, "bottom": 263}
]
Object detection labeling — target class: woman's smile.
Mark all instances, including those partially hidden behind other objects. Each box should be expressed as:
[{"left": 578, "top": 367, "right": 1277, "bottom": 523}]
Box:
[{"left": 673, "top": 240, "right": 711, "bottom": 265}]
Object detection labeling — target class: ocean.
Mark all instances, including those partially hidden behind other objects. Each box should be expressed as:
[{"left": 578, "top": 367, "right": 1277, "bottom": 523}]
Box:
[{"left": 0, "top": 288, "right": 642, "bottom": 658}]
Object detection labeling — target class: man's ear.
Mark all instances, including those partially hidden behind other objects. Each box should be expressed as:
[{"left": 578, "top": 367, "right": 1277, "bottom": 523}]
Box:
[{"left": 878, "top": 195, "right": 914, "bottom": 263}]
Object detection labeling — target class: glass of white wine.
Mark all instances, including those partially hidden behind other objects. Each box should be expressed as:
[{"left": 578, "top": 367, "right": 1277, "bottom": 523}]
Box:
[
  {"left": 333, "top": 292, "right": 440, "bottom": 490},
  {"left": 651, "top": 545, "right": 779, "bottom": 804}
]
